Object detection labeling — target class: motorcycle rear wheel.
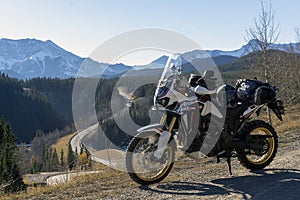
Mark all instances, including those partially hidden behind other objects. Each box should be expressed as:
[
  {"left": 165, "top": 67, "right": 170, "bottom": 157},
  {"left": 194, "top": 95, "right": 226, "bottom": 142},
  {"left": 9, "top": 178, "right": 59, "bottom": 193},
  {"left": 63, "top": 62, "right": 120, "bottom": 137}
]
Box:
[
  {"left": 237, "top": 120, "right": 278, "bottom": 170},
  {"left": 125, "top": 132, "right": 175, "bottom": 185}
]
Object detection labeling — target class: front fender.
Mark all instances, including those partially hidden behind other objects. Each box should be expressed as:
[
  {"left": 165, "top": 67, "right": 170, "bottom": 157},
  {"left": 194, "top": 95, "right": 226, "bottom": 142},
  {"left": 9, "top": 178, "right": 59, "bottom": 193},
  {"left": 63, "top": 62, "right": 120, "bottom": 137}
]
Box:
[{"left": 136, "top": 123, "right": 163, "bottom": 138}]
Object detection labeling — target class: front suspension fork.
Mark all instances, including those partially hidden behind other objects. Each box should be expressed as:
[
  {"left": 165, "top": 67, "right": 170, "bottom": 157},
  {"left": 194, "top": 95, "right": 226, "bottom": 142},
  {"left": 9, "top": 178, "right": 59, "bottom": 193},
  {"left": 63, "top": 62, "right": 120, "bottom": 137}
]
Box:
[{"left": 154, "top": 116, "right": 176, "bottom": 159}]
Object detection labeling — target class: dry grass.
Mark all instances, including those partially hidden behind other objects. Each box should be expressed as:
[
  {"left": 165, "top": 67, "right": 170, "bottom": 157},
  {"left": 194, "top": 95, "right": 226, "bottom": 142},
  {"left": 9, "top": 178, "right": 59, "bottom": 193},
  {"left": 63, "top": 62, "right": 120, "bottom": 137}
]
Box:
[
  {"left": 272, "top": 104, "right": 300, "bottom": 134},
  {"left": 51, "top": 132, "right": 77, "bottom": 159},
  {"left": 2, "top": 157, "right": 216, "bottom": 200},
  {"left": 251, "top": 104, "right": 300, "bottom": 134},
  {"left": 1, "top": 163, "right": 135, "bottom": 200}
]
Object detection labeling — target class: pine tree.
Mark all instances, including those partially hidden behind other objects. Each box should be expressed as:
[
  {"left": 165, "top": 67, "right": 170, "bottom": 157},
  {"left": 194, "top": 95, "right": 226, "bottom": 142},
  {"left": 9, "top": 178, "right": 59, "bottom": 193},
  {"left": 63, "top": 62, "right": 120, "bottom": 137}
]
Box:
[
  {"left": 47, "top": 148, "right": 53, "bottom": 171},
  {"left": 67, "top": 143, "right": 75, "bottom": 170},
  {"left": 0, "top": 118, "right": 4, "bottom": 182},
  {"left": 52, "top": 148, "right": 59, "bottom": 171},
  {"left": 0, "top": 117, "right": 26, "bottom": 193},
  {"left": 60, "top": 149, "right": 64, "bottom": 167}
]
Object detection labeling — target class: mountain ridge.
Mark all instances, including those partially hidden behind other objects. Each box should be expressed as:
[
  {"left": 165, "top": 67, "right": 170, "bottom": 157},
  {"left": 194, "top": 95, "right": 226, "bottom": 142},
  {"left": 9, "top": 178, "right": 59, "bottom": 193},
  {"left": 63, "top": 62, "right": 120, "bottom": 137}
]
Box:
[
  {"left": 180, "top": 39, "right": 300, "bottom": 61},
  {"left": 0, "top": 38, "right": 132, "bottom": 79},
  {"left": 0, "top": 38, "right": 299, "bottom": 79}
]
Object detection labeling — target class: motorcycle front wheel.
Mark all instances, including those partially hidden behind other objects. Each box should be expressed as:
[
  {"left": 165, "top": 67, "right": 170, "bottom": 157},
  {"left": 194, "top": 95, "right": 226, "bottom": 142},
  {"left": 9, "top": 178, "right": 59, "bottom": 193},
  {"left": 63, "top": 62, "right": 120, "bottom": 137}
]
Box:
[
  {"left": 125, "top": 132, "right": 175, "bottom": 185},
  {"left": 237, "top": 120, "right": 278, "bottom": 170}
]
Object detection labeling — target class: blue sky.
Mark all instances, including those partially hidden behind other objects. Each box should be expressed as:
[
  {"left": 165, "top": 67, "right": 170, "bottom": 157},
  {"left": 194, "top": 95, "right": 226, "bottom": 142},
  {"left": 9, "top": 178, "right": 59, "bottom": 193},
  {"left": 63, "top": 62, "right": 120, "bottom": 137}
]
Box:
[{"left": 0, "top": 0, "right": 299, "bottom": 64}]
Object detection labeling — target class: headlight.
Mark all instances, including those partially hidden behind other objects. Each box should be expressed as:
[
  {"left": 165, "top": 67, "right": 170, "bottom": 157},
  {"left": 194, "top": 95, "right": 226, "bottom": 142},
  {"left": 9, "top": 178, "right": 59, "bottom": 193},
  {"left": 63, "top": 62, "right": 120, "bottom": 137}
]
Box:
[
  {"left": 155, "top": 97, "right": 170, "bottom": 107},
  {"left": 154, "top": 86, "right": 172, "bottom": 107}
]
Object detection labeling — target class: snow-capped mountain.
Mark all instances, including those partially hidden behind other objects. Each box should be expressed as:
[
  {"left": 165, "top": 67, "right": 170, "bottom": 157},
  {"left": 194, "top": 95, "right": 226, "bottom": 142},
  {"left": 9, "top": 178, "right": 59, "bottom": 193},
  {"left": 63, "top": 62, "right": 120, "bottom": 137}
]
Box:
[
  {"left": 181, "top": 39, "right": 300, "bottom": 61},
  {"left": 0, "top": 38, "right": 82, "bottom": 78},
  {"left": 0, "top": 38, "right": 299, "bottom": 79},
  {"left": 0, "top": 38, "right": 132, "bottom": 79}
]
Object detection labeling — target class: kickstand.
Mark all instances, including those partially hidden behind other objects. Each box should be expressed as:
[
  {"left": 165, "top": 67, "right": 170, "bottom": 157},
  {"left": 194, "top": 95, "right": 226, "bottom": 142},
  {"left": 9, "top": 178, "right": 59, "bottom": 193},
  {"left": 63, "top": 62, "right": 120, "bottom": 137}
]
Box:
[
  {"left": 217, "top": 155, "right": 220, "bottom": 163},
  {"left": 226, "top": 156, "right": 232, "bottom": 176}
]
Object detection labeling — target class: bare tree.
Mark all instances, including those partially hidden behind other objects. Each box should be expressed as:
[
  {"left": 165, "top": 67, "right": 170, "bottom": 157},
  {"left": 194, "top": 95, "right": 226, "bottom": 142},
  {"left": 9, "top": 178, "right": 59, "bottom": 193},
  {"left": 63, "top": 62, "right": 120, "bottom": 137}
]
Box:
[
  {"left": 287, "top": 28, "right": 300, "bottom": 103},
  {"left": 246, "top": 0, "right": 280, "bottom": 83},
  {"left": 246, "top": 0, "right": 280, "bottom": 124},
  {"left": 295, "top": 27, "right": 300, "bottom": 44}
]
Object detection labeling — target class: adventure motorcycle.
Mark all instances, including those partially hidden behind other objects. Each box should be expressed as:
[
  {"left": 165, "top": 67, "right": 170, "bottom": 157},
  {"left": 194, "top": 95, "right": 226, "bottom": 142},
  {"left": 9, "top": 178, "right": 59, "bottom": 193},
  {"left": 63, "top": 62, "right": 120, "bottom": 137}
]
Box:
[{"left": 125, "top": 54, "right": 284, "bottom": 185}]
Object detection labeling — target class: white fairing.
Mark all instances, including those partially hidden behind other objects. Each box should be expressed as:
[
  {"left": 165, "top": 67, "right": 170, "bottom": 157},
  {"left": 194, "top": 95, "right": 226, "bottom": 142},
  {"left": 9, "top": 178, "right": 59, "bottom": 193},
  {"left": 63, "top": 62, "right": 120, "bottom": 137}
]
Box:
[
  {"left": 193, "top": 86, "right": 217, "bottom": 95},
  {"left": 242, "top": 104, "right": 265, "bottom": 118},
  {"left": 168, "top": 87, "right": 189, "bottom": 104},
  {"left": 201, "top": 101, "right": 223, "bottom": 118}
]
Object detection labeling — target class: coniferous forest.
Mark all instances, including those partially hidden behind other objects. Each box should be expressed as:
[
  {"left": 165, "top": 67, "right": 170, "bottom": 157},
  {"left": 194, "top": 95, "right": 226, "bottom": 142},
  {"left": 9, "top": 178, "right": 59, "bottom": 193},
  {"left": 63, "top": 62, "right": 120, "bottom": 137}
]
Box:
[{"left": 0, "top": 73, "right": 68, "bottom": 142}]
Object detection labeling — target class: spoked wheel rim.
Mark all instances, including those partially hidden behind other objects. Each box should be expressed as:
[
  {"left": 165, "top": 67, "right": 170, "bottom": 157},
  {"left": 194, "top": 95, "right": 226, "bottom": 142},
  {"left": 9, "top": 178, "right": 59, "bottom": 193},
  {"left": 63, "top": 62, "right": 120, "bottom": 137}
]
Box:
[
  {"left": 131, "top": 136, "right": 174, "bottom": 182},
  {"left": 245, "top": 127, "right": 275, "bottom": 165}
]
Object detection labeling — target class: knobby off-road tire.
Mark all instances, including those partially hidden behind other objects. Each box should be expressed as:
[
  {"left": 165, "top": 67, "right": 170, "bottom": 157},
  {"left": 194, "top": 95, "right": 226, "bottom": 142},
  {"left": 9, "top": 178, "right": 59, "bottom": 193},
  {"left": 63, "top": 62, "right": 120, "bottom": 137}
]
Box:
[
  {"left": 237, "top": 120, "right": 278, "bottom": 170},
  {"left": 125, "top": 132, "right": 175, "bottom": 185}
]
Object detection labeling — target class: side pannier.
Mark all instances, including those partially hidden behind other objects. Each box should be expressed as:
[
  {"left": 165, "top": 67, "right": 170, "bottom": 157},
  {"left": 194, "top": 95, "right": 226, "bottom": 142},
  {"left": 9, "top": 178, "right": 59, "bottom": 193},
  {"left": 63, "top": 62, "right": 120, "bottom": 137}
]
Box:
[{"left": 235, "top": 79, "right": 276, "bottom": 105}]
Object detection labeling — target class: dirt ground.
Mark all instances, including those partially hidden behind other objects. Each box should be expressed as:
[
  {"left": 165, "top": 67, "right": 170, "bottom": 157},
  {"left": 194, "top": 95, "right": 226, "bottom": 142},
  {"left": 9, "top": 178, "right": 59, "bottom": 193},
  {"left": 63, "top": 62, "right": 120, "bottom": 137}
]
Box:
[{"left": 10, "top": 127, "right": 300, "bottom": 200}]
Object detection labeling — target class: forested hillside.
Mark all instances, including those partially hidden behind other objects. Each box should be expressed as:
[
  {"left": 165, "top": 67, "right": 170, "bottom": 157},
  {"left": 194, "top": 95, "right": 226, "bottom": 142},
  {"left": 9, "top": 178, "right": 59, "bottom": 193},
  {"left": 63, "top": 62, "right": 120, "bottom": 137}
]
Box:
[
  {"left": 0, "top": 74, "right": 66, "bottom": 142},
  {"left": 24, "top": 77, "right": 75, "bottom": 123}
]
